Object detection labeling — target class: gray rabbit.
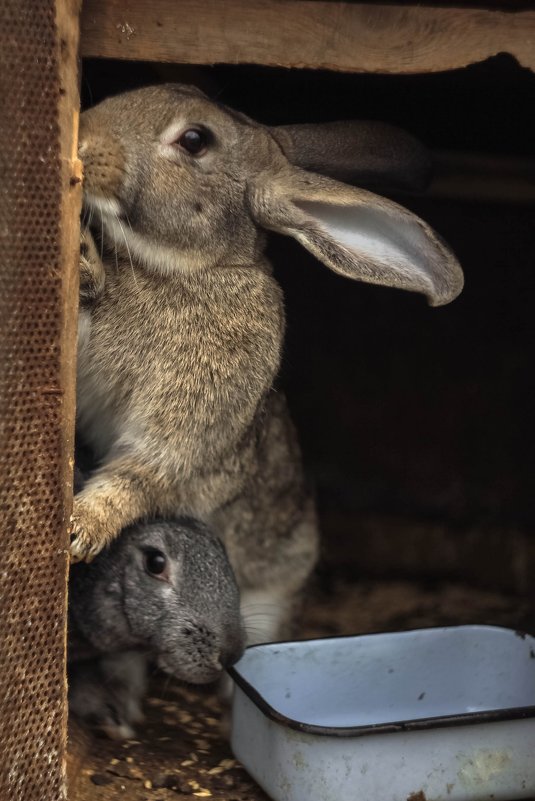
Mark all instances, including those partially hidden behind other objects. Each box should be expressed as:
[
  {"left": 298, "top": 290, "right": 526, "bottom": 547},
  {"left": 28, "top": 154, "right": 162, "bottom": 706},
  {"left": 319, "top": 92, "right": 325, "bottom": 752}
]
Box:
[
  {"left": 72, "top": 84, "right": 463, "bottom": 644},
  {"left": 68, "top": 516, "right": 245, "bottom": 739}
]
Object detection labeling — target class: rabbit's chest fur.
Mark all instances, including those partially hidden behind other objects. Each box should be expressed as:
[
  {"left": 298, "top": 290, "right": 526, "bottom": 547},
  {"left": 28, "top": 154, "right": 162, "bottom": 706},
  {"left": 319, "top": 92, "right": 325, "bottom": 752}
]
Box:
[{"left": 77, "top": 260, "right": 284, "bottom": 468}]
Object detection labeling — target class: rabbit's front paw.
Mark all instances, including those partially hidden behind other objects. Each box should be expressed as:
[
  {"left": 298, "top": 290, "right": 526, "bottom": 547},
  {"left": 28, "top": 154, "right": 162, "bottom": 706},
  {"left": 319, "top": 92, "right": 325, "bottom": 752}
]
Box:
[
  {"left": 79, "top": 228, "right": 105, "bottom": 304},
  {"left": 70, "top": 499, "right": 110, "bottom": 562}
]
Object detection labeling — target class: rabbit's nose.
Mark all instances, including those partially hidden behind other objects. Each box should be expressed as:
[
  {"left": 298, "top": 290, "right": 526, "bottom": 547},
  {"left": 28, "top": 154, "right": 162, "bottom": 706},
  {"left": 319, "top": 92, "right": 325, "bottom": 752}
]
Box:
[{"left": 219, "top": 632, "right": 246, "bottom": 669}]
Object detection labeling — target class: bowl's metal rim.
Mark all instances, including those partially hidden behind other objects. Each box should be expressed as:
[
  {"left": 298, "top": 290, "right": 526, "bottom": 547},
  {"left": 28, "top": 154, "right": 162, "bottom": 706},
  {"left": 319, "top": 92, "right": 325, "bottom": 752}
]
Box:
[{"left": 228, "top": 625, "right": 535, "bottom": 739}]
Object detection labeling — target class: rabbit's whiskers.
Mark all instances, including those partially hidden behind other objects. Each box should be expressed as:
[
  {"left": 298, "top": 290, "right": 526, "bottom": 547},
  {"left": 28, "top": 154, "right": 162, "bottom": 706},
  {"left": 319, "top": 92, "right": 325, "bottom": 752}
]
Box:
[
  {"left": 114, "top": 210, "right": 138, "bottom": 286},
  {"left": 241, "top": 603, "right": 282, "bottom": 616},
  {"left": 244, "top": 624, "right": 272, "bottom": 639},
  {"left": 123, "top": 209, "right": 134, "bottom": 235},
  {"left": 99, "top": 208, "right": 105, "bottom": 261},
  {"left": 113, "top": 232, "right": 119, "bottom": 274}
]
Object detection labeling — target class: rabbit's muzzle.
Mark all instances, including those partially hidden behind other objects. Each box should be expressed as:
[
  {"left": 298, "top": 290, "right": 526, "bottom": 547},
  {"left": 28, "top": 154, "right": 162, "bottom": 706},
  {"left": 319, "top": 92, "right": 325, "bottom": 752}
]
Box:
[
  {"left": 78, "top": 126, "right": 126, "bottom": 209},
  {"left": 156, "top": 619, "right": 245, "bottom": 684}
]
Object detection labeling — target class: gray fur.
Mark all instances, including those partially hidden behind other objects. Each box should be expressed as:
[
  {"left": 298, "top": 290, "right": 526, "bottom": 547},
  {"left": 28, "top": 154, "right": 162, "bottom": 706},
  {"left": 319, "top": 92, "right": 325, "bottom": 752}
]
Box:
[
  {"left": 68, "top": 650, "right": 147, "bottom": 740},
  {"left": 271, "top": 120, "right": 432, "bottom": 192},
  {"left": 68, "top": 518, "right": 245, "bottom": 738}
]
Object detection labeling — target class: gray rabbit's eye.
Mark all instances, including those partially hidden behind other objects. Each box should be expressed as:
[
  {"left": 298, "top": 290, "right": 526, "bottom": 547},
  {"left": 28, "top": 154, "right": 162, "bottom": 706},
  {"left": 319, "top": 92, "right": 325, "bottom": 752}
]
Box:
[
  {"left": 143, "top": 549, "right": 169, "bottom": 579},
  {"left": 177, "top": 128, "right": 209, "bottom": 156}
]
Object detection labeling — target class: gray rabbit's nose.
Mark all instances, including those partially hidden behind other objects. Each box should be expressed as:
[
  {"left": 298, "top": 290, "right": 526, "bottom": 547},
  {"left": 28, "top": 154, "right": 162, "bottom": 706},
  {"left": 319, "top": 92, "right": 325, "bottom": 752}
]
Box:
[{"left": 219, "top": 632, "right": 246, "bottom": 669}]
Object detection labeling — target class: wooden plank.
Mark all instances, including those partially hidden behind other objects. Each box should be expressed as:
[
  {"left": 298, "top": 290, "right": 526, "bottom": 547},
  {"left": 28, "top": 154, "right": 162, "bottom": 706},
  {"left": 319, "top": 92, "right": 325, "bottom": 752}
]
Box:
[
  {"left": 80, "top": 0, "right": 535, "bottom": 74},
  {"left": 55, "top": 0, "right": 83, "bottom": 795}
]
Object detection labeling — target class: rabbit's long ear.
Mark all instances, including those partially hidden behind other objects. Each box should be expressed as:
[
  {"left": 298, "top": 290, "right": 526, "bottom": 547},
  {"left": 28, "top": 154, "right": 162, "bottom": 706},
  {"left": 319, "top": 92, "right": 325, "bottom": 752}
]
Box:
[
  {"left": 248, "top": 168, "right": 463, "bottom": 306},
  {"left": 270, "top": 121, "right": 432, "bottom": 192}
]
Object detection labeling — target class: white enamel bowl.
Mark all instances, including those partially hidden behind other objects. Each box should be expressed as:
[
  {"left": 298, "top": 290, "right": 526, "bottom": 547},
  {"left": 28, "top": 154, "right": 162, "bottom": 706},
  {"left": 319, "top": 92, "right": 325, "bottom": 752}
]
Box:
[{"left": 230, "top": 626, "right": 535, "bottom": 801}]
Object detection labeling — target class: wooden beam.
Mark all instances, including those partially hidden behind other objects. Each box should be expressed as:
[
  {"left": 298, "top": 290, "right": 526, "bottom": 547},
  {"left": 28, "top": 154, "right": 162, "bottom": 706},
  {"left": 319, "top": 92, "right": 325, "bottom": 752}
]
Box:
[{"left": 80, "top": 0, "right": 535, "bottom": 74}]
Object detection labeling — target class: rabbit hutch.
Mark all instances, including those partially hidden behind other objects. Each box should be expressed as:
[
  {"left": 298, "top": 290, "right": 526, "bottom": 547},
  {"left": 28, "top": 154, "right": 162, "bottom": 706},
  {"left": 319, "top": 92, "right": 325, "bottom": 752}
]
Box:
[{"left": 1, "top": 1, "right": 535, "bottom": 800}]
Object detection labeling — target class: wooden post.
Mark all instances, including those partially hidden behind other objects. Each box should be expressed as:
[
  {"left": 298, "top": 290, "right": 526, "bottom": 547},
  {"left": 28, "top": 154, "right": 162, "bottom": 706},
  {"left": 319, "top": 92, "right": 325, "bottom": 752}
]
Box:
[{"left": 0, "top": 0, "right": 81, "bottom": 798}]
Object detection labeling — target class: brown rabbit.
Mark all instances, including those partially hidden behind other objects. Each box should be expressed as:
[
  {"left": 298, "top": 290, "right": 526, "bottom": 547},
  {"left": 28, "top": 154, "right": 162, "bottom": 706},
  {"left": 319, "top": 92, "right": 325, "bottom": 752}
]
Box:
[{"left": 74, "top": 84, "right": 463, "bottom": 642}]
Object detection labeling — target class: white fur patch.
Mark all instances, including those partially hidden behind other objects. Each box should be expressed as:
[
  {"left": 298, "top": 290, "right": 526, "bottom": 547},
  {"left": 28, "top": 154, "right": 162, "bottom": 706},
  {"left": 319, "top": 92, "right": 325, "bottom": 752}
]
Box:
[
  {"left": 102, "top": 214, "right": 197, "bottom": 276},
  {"left": 84, "top": 192, "right": 123, "bottom": 218},
  {"left": 160, "top": 118, "right": 189, "bottom": 147}
]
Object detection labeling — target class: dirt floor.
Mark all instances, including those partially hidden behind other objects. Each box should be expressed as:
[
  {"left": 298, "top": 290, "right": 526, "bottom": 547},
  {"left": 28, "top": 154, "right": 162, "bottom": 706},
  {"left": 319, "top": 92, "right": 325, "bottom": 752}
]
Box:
[{"left": 67, "top": 577, "right": 535, "bottom": 801}]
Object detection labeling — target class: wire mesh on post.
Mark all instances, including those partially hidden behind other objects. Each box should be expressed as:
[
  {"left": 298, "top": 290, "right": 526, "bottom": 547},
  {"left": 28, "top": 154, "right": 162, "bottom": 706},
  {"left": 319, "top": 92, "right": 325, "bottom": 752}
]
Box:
[{"left": 0, "top": 1, "right": 81, "bottom": 799}]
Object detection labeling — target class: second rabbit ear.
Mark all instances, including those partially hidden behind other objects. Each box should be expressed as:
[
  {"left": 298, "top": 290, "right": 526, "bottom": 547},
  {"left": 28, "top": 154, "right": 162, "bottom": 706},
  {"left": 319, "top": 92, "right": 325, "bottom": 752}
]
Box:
[
  {"left": 271, "top": 121, "right": 432, "bottom": 192},
  {"left": 248, "top": 168, "right": 463, "bottom": 307}
]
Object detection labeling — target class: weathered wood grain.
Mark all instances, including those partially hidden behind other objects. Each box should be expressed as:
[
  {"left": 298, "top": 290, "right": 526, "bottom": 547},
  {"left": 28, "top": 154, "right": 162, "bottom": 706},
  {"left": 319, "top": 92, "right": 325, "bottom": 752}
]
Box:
[
  {"left": 57, "top": 0, "right": 82, "bottom": 517},
  {"left": 56, "top": 0, "right": 83, "bottom": 795},
  {"left": 80, "top": 0, "right": 535, "bottom": 74}
]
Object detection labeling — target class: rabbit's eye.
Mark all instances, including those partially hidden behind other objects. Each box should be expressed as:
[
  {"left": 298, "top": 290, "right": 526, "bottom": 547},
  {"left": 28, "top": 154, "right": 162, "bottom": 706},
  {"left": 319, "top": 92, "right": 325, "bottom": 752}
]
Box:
[
  {"left": 177, "top": 128, "right": 209, "bottom": 156},
  {"left": 144, "top": 549, "right": 168, "bottom": 578}
]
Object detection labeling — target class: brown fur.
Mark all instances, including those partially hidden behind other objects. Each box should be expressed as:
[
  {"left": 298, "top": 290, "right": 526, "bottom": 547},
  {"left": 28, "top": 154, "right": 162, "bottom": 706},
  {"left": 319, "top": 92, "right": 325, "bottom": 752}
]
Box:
[{"left": 73, "top": 84, "right": 463, "bottom": 638}]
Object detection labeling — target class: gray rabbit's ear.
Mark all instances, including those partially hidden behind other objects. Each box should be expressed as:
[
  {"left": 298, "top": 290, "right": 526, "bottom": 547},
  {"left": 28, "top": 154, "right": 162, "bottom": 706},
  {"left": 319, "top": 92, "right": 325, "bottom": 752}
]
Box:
[
  {"left": 270, "top": 121, "right": 432, "bottom": 192},
  {"left": 248, "top": 168, "right": 463, "bottom": 307}
]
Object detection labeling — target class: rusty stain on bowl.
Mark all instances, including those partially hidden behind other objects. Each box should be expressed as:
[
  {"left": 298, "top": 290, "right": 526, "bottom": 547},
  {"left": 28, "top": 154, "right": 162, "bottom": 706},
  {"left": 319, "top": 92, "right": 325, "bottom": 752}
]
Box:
[{"left": 407, "top": 792, "right": 427, "bottom": 801}]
